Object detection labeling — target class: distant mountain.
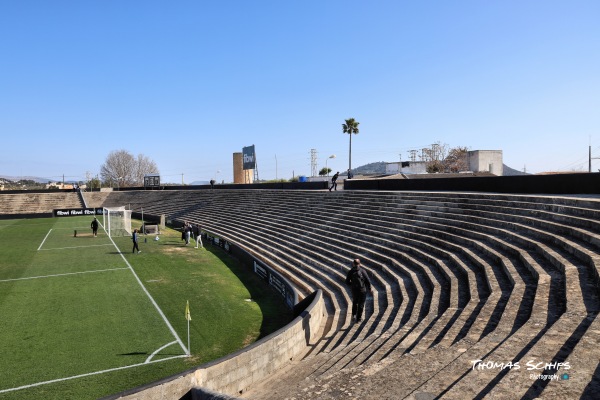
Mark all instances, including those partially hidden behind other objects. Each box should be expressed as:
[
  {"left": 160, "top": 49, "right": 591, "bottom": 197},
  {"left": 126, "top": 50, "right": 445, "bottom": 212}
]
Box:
[
  {"left": 349, "top": 162, "right": 387, "bottom": 175},
  {"left": 0, "top": 175, "right": 51, "bottom": 183},
  {"left": 503, "top": 164, "right": 529, "bottom": 176}
]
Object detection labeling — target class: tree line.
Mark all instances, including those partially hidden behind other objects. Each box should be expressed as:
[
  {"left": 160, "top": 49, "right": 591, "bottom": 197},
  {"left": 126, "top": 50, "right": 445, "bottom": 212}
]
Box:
[{"left": 98, "top": 149, "right": 159, "bottom": 188}]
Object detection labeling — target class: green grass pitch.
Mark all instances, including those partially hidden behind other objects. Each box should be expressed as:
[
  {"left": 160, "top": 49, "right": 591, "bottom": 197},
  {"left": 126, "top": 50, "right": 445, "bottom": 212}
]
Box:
[{"left": 0, "top": 216, "right": 291, "bottom": 399}]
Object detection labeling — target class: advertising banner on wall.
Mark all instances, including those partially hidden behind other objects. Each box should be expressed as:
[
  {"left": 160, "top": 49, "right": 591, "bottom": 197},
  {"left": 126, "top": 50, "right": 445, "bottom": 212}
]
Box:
[
  {"left": 54, "top": 208, "right": 104, "bottom": 217},
  {"left": 242, "top": 145, "right": 256, "bottom": 170},
  {"left": 253, "top": 259, "right": 297, "bottom": 309}
]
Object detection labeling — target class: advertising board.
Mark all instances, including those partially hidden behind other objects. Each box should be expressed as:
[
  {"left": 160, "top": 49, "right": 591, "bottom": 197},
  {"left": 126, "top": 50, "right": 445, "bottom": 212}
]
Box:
[{"left": 242, "top": 145, "right": 256, "bottom": 170}]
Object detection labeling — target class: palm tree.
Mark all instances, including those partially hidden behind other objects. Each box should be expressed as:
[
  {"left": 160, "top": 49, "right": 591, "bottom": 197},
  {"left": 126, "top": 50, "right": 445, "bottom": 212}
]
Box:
[{"left": 342, "top": 118, "right": 360, "bottom": 171}]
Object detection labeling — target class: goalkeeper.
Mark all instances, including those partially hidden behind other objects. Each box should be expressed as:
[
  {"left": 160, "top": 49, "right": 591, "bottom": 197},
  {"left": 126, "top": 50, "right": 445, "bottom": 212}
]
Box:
[{"left": 91, "top": 217, "right": 99, "bottom": 237}]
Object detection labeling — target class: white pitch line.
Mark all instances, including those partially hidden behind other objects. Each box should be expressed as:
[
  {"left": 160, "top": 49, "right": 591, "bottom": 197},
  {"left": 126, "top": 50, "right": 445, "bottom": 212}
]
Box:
[
  {"left": 0, "top": 354, "right": 188, "bottom": 394},
  {"left": 37, "top": 229, "right": 52, "bottom": 251},
  {"left": 39, "top": 243, "right": 114, "bottom": 251},
  {"left": 52, "top": 226, "right": 93, "bottom": 230},
  {"left": 0, "top": 221, "right": 54, "bottom": 227},
  {"left": 145, "top": 341, "right": 178, "bottom": 364},
  {"left": 106, "top": 233, "right": 189, "bottom": 355},
  {"left": 0, "top": 268, "right": 129, "bottom": 283}
]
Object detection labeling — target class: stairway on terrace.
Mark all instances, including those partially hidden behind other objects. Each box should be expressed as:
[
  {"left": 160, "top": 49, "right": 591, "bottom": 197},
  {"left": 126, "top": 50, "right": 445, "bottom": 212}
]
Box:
[
  {"left": 0, "top": 191, "right": 83, "bottom": 214},
  {"left": 103, "top": 189, "right": 600, "bottom": 399}
]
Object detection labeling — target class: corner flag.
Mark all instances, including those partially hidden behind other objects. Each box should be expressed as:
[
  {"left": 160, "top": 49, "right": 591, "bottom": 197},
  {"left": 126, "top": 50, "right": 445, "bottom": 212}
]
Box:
[
  {"left": 185, "top": 300, "right": 191, "bottom": 356},
  {"left": 185, "top": 300, "right": 191, "bottom": 321}
]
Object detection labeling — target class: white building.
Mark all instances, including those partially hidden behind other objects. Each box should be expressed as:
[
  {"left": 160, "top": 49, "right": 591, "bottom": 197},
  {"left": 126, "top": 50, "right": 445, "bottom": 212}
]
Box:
[
  {"left": 386, "top": 150, "right": 503, "bottom": 176},
  {"left": 467, "top": 150, "right": 503, "bottom": 176},
  {"left": 386, "top": 161, "right": 428, "bottom": 175}
]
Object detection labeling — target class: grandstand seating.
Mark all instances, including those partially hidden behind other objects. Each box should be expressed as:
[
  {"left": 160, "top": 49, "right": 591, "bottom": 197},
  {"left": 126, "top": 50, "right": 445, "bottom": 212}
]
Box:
[
  {"left": 83, "top": 189, "right": 600, "bottom": 399},
  {"left": 0, "top": 191, "right": 83, "bottom": 214},
  {"left": 5, "top": 189, "right": 597, "bottom": 398}
]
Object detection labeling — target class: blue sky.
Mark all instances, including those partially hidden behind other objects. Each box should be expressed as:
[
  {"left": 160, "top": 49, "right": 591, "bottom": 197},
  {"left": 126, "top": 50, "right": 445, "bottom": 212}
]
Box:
[{"left": 1, "top": 1, "right": 599, "bottom": 183}]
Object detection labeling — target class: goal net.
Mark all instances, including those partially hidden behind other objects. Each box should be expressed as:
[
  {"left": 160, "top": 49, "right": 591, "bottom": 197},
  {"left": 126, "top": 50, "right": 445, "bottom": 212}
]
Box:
[{"left": 102, "top": 206, "right": 132, "bottom": 238}]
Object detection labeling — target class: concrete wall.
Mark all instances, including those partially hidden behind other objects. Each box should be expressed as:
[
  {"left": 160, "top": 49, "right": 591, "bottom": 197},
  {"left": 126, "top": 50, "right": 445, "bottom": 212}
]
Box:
[
  {"left": 117, "top": 181, "right": 328, "bottom": 191},
  {"left": 386, "top": 161, "right": 427, "bottom": 175},
  {"left": 114, "top": 290, "right": 325, "bottom": 400},
  {"left": 386, "top": 163, "right": 400, "bottom": 174},
  {"left": 467, "top": 150, "right": 503, "bottom": 176},
  {"left": 345, "top": 172, "right": 600, "bottom": 194},
  {"left": 194, "top": 290, "right": 324, "bottom": 396}
]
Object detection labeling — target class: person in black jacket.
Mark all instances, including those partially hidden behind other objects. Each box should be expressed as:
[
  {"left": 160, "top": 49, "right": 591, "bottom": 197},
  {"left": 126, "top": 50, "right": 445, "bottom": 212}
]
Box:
[
  {"left": 91, "top": 217, "right": 99, "bottom": 237},
  {"left": 329, "top": 171, "right": 339, "bottom": 191},
  {"left": 345, "top": 258, "right": 372, "bottom": 323}
]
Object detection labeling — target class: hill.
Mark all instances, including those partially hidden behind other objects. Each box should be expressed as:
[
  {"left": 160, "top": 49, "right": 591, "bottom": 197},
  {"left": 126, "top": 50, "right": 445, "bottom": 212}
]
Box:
[
  {"left": 0, "top": 175, "right": 51, "bottom": 183},
  {"left": 350, "top": 162, "right": 387, "bottom": 175},
  {"left": 503, "top": 164, "right": 529, "bottom": 176}
]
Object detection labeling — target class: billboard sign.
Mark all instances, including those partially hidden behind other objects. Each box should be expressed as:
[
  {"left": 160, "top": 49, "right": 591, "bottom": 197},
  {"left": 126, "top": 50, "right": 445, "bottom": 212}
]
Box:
[
  {"left": 253, "top": 259, "right": 296, "bottom": 309},
  {"left": 242, "top": 145, "right": 256, "bottom": 170}
]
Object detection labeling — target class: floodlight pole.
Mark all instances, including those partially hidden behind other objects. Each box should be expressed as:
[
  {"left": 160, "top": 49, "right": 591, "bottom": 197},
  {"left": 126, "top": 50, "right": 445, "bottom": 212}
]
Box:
[{"left": 326, "top": 155, "right": 336, "bottom": 177}]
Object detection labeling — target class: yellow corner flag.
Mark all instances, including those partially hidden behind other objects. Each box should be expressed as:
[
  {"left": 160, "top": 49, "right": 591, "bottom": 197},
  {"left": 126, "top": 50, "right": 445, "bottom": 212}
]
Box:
[{"left": 185, "top": 300, "right": 191, "bottom": 321}]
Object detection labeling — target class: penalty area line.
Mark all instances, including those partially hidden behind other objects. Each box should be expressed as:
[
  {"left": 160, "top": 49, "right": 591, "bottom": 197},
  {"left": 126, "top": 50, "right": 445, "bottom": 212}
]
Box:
[
  {"left": 0, "top": 268, "right": 129, "bottom": 283},
  {"left": 39, "top": 243, "right": 114, "bottom": 251},
  {"left": 37, "top": 229, "right": 52, "bottom": 251},
  {"left": 0, "top": 354, "right": 188, "bottom": 395},
  {"left": 106, "top": 234, "right": 189, "bottom": 355}
]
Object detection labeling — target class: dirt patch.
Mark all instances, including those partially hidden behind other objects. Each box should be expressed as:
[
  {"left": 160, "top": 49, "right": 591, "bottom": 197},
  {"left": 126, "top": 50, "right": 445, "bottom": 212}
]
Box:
[
  {"left": 162, "top": 246, "right": 188, "bottom": 254},
  {"left": 184, "top": 355, "right": 203, "bottom": 365},
  {"left": 242, "top": 333, "right": 258, "bottom": 347}
]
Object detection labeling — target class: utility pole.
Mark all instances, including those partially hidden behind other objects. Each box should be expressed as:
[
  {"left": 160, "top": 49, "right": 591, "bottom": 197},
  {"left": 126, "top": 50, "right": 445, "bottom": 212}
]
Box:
[
  {"left": 589, "top": 146, "right": 600, "bottom": 172},
  {"left": 310, "top": 149, "right": 318, "bottom": 177}
]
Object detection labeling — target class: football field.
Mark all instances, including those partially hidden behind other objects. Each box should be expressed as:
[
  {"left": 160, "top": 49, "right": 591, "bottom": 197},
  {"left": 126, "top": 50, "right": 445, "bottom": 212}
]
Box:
[{"left": 0, "top": 216, "right": 290, "bottom": 399}]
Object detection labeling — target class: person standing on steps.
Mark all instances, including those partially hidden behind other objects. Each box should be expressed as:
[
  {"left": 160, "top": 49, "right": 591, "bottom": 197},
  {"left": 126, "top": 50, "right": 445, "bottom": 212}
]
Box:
[
  {"left": 329, "top": 171, "right": 339, "bottom": 191},
  {"left": 345, "top": 258, "right": 372, "bottom": 323},
  {"left": 132, "top": 229, "right": 141, "bottom": 254},
  {"left": 91, "top": 217, "right": 99, "bottom": 237}
]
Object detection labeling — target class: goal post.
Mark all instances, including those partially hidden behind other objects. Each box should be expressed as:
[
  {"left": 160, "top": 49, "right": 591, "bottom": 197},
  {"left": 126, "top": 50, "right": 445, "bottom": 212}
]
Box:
[{"left": 102, "top": 206, "right": 132, "bottom": 237}]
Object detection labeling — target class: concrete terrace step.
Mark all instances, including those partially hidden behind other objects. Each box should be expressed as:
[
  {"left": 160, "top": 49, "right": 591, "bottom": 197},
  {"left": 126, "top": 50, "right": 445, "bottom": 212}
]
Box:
[
  {"left": 0, "top": 192, "right": 83, "bottom": 214},
  {"left": 187, "top": 210, "right": 392, "bottom": 354},
  {"left": 87, "top": 189, "right": 600, "bottom": 399}
]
